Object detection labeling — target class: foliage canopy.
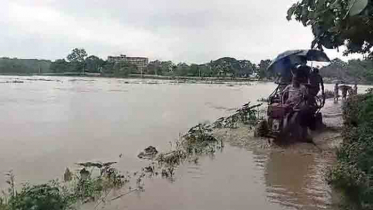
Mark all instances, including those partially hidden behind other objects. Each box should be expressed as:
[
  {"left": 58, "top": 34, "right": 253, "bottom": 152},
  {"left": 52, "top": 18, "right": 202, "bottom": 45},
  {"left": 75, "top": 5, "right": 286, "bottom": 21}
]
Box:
[{"left": 287, "top": 0, "right": 373, "bottom": 57}]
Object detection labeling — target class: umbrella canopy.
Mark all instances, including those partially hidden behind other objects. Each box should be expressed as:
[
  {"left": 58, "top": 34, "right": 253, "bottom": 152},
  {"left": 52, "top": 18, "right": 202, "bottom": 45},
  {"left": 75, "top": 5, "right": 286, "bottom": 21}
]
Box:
[
  {"left": 339, "top": 84, "right": 352, "bottom": 89},
  {"left": 268, "top": 49, "right": 330, "bottom": 76},
  {"left": 296, "top": 50, "right": 330, "bottom": 62}
]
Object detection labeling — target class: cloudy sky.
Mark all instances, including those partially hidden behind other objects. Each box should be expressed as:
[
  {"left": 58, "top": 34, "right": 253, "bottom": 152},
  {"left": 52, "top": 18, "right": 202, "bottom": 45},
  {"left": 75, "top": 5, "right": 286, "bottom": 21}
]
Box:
[{"left": 0, "top": 0, "right": 361, "bottom": 63}]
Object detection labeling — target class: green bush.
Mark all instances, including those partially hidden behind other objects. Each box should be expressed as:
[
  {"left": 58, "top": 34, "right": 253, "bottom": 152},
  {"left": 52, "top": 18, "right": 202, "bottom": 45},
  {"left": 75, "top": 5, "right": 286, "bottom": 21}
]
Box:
[
  {"left": 328, "top": 93, "right": 373, "bottom": 209},
  {"left": 0, "top": 162, "right": 137, "bottom": 210},
  {"left": 9, "top": 182, "right": 74, "bottom": 210}
]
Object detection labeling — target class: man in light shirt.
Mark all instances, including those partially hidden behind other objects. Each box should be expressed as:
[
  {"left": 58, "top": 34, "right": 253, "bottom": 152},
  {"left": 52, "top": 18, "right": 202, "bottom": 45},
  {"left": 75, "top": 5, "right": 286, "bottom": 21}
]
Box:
[
  {"left": 282, "top": 74, "right": 311, "bottom": 142},
  {"left": 282, "top": 75, "right": 307, "bottom": 107}
]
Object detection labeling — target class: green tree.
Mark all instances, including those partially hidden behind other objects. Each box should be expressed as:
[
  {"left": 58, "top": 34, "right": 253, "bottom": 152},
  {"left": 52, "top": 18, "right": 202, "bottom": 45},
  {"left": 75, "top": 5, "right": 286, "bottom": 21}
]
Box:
[
  {"left": 160, "top": 61, "right": 175, "bottom": 75},
  {"left": 175, "top": 63, "right": 190, "bottom": 76},
  {"left": 199, "top": 64, "right": 212, "bottom": 77},
  {"left": 85, "top": 55, "right": 104, "bottom": 73},
  {"left": 256, "top": 59, "right": 272, "bottom": 79},
  {"left": 50, "top": 59, "right": 70, "bottom": 73},
  {"left": 237, "top": 60, "right": 257, "bottom": 77},
  {"left": 101, "top": 61, "right": 115, "bottom": 74},
  {"left": 113, "top": 61, "right": 137, "bottom": 77},
  {"left": 146, "top": 60, "right": 162, "bottom": 75},
  {"left": 287, "top": 0, "right": 373, "bottom": 57},
  {"left": 189, "top": 64, "right": 200, "bottom": 76},
  {"left": 146, "top": 60, "right": 174, "bottom": 75},
  {"left": 208, "top": 57, "right": 258, "bottom": 78},
  {"left": 66, "top": 48, "right": 88, "bottom": 62},
  {"left": 65, "top": 48, "right": 88, "bottom": 73}
]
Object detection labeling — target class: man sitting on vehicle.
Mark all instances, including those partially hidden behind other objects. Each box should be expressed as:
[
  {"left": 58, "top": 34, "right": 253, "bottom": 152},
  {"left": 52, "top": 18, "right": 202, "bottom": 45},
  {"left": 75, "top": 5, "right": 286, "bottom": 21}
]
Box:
[
  {"left": 282, "top": 74, "right": 311, "bottom": 142},
  {"left": 282, "top": 75, "right": 307, "bottom": 107}
]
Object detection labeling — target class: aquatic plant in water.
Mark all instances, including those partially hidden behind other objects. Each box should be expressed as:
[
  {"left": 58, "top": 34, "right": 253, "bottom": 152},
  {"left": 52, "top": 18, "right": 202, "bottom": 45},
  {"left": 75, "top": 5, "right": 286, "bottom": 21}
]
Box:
[
  {"left": 139, "top": 103, "right": 262, "bottom": 180},
  {"left": 0, "top": 102, "right": 262, "bottom": 209},
  {"left": 212, "top": 103, "right": 262, "bottom": 129},
  {"left": 0, "top": 162, "right": 144, "bottom": 210}
]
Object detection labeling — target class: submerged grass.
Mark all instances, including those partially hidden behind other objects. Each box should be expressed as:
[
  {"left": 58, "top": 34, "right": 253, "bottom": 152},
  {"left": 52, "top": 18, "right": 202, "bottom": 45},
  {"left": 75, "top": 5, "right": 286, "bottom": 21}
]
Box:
[
  {"left": 0, "top": 162, "right": 144, "bottom": 210},
  {"left": 140, "top": 102, "right": 262, "bottom": 180},
  {"left": 135, "top": 103, "right": 261, "bottom": 181}
]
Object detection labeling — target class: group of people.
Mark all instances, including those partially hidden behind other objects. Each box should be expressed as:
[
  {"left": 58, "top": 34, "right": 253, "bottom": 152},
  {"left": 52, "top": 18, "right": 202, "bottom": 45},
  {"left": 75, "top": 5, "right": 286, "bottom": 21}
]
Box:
[
  {"left": 334, "top": 83, "right": 358, "bottom": 102},
  {"left": 278, "top": 65, "right": 324, "bottom": 142},
  {"left": 272, "top": 63, "right": 360, "bottom": 142},
  {"left": 281, "top": 65, "right": 359, "bottom": 106},
  {"left": 281, "top": 65, "right": 324, "bottom": 108}
]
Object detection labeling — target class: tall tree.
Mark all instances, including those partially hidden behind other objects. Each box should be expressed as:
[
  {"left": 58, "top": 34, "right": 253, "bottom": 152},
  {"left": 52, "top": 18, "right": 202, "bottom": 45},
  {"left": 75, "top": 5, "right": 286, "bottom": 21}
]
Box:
[
  {"left": 256, "top": 59, "right": 273, "bottom": 79},
  {"left": 67, "top": 48, "right": 88, "bottom": 62},
  {"left": 287, "top": 0, "right": 373, "bottom": 57}
]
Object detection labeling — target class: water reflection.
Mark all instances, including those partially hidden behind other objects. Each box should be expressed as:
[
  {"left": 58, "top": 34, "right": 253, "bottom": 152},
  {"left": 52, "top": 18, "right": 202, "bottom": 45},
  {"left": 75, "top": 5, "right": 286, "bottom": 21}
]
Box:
[{"left": 264, "top": 152, "right": 332, "bottom": 209}]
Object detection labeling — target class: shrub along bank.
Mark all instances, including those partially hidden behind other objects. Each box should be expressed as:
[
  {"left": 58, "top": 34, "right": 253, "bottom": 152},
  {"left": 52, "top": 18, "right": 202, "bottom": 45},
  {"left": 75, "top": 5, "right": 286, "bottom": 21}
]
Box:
[{"left": 327, "top": 92, "right": 373, "bottom": 209}]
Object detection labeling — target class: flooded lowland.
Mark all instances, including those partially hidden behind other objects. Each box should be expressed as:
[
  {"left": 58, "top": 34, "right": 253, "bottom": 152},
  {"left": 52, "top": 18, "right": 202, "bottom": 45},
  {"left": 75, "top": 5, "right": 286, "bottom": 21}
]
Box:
[{"left": 0, "top": 76, "right": 371, "bottom": 210}]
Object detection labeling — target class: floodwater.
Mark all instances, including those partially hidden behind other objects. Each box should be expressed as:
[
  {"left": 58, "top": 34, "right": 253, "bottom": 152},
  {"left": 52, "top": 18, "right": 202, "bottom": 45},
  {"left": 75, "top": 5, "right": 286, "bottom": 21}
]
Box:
[{"left": 0, "top": 76, "right": 370, "bottom": 210}]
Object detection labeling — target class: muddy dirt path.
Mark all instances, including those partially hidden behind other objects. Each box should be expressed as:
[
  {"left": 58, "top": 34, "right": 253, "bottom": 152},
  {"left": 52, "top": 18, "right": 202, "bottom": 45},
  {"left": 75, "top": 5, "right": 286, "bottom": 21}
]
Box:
[
  {"left": 213, "top": 99, "right": 343, "bottom": 209},
  {"left": 214, "top": 99, "right": 342, "bottom": 152}
]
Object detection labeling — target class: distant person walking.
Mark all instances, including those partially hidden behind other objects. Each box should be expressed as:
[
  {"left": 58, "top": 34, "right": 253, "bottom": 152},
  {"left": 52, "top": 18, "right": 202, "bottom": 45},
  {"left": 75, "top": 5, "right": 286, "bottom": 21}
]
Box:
[
  {"left": 340, "top": 85, "right": 350, "bottom": 100},
  {"left": 348, "top": 87, "right": 353, "bottom": 97},
  {"left": 334, "top": 83, "right": 339, "bottom": 102},
  {"left": 353, "top": 83, "right": 358, "bottom": 95}
]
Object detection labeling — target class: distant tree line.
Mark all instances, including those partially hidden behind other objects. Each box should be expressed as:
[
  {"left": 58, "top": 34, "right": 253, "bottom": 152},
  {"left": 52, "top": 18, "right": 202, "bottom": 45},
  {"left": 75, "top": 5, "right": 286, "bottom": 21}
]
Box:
[
  {"left": 0, "top": 57, "right": 51, "bottom": 74},
  {"left": 0, "top": 48, "right": 276, "bottom": 79},
  {"left": 145, "top": 58, "right": 274, "bottom": 79},
  {"left": 320, "top": 58, "right": 373, "bottom": 84},
  {"left": 1, "top": 48, "right": 373, "bottom": 83}
]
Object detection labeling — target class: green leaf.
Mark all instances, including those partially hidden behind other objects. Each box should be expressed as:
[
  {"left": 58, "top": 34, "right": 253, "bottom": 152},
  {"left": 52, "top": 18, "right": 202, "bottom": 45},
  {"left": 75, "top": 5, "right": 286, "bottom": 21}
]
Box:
[
  {"left": 317, "top": 0, "right": 326, "bottom": 10},
  {"left": 348, "top": 0, "right": 368, "bottom": 16},
  {"left": 329, "top": 0, "right": 342, "bottom": 10},
  {"left": 286, "top": 4, "right": 297, "bottom": 20}
]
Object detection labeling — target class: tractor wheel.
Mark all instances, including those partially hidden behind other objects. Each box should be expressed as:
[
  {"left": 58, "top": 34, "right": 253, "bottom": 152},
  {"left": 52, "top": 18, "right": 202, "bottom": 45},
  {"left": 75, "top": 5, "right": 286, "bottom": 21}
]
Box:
[{"left": 254, "top": 119, "right": 269, "bottom": 137}]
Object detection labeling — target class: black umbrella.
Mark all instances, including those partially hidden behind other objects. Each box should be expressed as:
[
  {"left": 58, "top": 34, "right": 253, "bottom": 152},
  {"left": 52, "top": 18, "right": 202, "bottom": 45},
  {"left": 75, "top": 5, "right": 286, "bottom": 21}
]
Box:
[{"left": 268, "top": 49, "right": 330, "bottom": 76}]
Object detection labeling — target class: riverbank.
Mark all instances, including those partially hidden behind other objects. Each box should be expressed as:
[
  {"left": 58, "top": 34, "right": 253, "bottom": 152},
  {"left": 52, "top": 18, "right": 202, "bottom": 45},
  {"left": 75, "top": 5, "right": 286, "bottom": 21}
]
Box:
[
  {"left": 0, "top": 72, "right": 258, "bottom": 82},
  {"left": 327, "top": 92, "right": 373, "bottom": 210}
]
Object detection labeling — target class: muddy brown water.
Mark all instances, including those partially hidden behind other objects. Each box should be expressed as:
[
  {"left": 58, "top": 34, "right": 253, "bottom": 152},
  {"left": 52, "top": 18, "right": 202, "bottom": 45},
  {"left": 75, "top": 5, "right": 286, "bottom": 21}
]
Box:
[{"left": 0, "top": 76, "right": 371, "bottom": 210}]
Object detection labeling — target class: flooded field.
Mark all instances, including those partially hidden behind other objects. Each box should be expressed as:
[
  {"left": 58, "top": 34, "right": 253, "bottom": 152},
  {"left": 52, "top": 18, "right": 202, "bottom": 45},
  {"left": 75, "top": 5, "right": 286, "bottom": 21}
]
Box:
[{"left": 0, "top": 76, "right": 370, "bottom": 210}]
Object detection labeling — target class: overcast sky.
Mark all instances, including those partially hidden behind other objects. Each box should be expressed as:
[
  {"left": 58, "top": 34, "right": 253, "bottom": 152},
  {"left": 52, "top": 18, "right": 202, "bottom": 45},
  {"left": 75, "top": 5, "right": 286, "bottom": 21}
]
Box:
[{"left": 0, "top": 0, "right": 362, "bottom": 63}]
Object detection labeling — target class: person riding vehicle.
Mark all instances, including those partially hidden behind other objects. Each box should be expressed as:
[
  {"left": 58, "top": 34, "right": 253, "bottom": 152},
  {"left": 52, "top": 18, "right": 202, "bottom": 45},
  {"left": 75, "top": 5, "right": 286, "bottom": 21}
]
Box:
[
  {"left": 281, "top": 74, "right": 312, "bottom": 141},
  {"left": 282, "top": 75, "right": 307, "bottom": 107},
  {"left": 261, "top": 49, "right": 330, "bottom": 142}
]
